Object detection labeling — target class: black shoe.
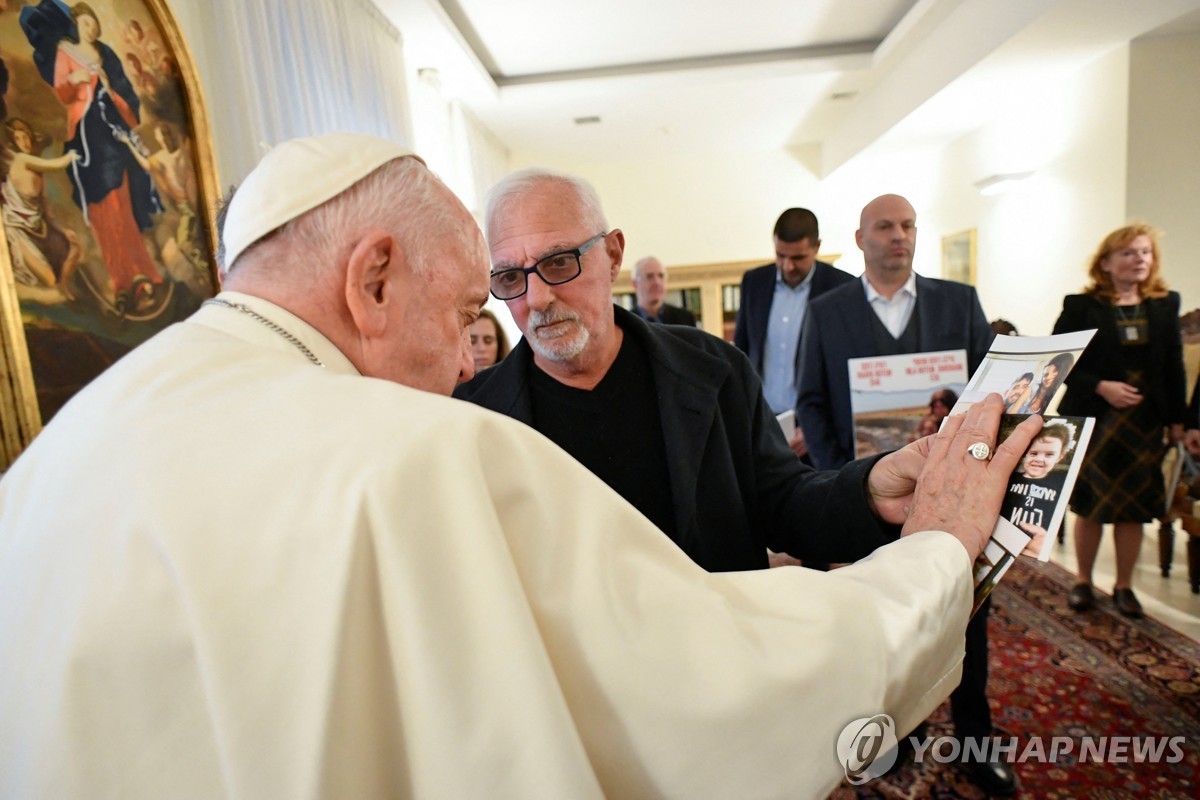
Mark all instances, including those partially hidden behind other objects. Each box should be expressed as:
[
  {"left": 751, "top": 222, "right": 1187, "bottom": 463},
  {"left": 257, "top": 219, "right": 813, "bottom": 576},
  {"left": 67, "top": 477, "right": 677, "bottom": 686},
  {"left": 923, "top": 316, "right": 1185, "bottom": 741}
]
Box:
[
  {"left": 1113, "top": 587, "right": 1144, "bottom": 618},
  {"left": 963, "top": 755, "right": 1017, "bottom": 796},
  {"left": 1068, "top": 583, "right": 1095, "bottom": 611}
]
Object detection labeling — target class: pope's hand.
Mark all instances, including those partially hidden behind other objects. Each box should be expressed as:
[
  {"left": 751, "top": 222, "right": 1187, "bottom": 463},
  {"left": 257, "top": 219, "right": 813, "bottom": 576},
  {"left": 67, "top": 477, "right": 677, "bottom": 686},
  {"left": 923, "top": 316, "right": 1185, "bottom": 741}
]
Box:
[
  {"left": 868, "top": 395, "right": 1046, "bottom": 561},
  {"left": 899, "top": 394, "right": 1043, "bottom": 560}
]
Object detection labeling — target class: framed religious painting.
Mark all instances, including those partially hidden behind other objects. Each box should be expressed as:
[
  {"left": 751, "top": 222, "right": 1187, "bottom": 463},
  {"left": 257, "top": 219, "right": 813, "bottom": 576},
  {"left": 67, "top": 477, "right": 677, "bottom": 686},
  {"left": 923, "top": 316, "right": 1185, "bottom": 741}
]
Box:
[
  {"left": 941, "top": 228, "right": 976, "bottom": 286},
  {"left": 0, "top": 0, "right": 219, "bottom": 469}
]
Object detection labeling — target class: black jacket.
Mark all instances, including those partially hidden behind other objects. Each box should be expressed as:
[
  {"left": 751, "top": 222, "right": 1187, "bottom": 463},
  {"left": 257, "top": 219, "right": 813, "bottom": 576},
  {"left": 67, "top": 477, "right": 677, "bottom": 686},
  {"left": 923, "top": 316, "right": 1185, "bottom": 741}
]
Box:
[
  {"left": 733, "top": 261, "right": 855, "bottom": 380},
  {"left": 1053, "top": 292, "right": 1187, "bottom": 424},
  {"left": 636, "top": 303, "right": 696, "bottom": 326},
  {"left": 797, "top": 275, "right": 993, "bottom": 470},
  {"left": 454, "top": 305, "right": 895, "bottom": 572}
]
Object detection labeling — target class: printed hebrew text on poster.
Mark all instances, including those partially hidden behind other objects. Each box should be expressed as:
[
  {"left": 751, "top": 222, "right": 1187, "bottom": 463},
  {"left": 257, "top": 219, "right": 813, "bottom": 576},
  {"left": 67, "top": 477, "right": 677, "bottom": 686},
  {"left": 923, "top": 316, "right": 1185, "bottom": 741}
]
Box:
[{"left": 848, "top": 350, "right": 968, "bottom": 459}]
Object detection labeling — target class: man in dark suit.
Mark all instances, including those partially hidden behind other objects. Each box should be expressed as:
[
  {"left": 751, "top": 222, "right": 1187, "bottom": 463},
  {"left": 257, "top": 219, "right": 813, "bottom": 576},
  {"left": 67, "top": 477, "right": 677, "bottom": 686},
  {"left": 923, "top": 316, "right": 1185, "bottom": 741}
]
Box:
[
  {"left": 631, "top": 256, "right": 696, "bottom": 326},
  {"left": 734, "top": 208, "right": 853, "bottom": 457},
  {"left": 797, "top": 194, "right": 1010, "bottom": 796},
  {"left": 798, "top": 196, "right": 993, "bottom": 470}
]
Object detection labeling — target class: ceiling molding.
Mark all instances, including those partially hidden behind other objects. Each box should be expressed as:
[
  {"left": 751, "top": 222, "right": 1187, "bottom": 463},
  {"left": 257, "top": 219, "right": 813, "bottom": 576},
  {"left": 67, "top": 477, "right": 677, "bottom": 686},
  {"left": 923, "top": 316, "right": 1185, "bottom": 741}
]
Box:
[{"left": 494, "top": 40, "right": 881, "bottom": 87}]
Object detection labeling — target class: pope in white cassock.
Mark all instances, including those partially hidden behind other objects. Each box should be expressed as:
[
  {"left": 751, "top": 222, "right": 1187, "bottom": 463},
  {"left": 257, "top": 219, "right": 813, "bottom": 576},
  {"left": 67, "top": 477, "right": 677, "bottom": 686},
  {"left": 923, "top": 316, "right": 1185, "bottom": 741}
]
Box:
[{"left": 0, "top": 133, "right": 1041, "bottom": 799}]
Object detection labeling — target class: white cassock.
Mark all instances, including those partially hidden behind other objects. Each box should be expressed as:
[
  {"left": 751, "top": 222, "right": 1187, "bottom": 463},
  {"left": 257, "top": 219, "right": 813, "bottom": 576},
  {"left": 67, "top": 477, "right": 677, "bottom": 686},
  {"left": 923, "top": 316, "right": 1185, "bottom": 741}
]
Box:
[{"left": 0, "top": 292, "right": 971, "bottom": 799}]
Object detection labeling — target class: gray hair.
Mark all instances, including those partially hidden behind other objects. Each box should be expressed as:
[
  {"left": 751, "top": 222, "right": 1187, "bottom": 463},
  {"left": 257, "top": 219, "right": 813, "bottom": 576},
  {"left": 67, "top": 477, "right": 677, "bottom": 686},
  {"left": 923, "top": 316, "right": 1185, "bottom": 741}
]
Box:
[
  {"left": 632, "top": 256, "right": 661, "bottom": 281},
  {"left": 484, "top": 167, "right": 608, "bottom": 243},
  {"left": 229, "top": 157, "right": 470, "bottom": 279}
]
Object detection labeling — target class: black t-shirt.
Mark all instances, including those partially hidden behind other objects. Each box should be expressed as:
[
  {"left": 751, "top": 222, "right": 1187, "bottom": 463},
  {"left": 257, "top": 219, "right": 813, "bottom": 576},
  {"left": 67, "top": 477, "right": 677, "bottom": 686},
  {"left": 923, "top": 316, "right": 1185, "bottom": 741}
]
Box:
[
  {"left": 1002, "top": 469, "right": 1068, "bottom": 534},
  {"left": 528, "top": 335, "right": 677, "bottom": 540}
]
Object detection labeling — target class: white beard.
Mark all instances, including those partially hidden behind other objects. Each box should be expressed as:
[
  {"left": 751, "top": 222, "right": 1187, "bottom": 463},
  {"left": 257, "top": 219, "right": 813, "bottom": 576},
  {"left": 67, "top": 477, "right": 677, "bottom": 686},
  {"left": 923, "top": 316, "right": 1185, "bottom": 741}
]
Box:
[{"left": 526, "top": 306, "right": 589, "bottom": 363}]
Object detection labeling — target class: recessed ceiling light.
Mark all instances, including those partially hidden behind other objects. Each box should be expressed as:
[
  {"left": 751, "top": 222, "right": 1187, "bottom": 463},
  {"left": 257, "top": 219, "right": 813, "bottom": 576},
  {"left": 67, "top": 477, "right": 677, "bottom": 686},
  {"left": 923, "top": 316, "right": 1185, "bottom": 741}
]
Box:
[{"left": 573, "top": 115, "right": 602, "bottom": 125}]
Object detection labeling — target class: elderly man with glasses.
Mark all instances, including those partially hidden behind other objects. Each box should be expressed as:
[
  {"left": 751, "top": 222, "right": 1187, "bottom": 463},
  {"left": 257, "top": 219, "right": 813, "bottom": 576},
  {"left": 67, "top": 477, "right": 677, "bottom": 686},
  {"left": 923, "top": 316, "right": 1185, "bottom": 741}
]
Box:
[{"left": 457, "top": 168, "right": 921, "bottom": 572}]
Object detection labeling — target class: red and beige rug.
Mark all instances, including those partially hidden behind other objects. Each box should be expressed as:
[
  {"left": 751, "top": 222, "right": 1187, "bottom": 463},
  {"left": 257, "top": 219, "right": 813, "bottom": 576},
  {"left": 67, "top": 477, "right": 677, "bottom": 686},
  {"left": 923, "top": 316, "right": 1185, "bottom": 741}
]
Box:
[{"left": 833, "top": 558, "right": 1200, "bottom": 799}]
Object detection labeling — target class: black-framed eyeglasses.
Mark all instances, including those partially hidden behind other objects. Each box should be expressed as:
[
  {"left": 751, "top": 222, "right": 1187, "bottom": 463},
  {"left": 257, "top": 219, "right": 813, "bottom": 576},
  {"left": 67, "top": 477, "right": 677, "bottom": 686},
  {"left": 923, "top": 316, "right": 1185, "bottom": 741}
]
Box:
[{"left": 489, "top": 232, "right": 607, "bottom": 300}]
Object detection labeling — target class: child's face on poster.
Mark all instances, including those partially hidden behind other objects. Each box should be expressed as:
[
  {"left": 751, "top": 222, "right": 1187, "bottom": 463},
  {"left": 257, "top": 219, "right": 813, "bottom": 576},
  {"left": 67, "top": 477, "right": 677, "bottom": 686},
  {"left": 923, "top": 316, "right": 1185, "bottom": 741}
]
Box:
[{"left": 1022, "top": 436, "right": 1064, "bottom": 479}]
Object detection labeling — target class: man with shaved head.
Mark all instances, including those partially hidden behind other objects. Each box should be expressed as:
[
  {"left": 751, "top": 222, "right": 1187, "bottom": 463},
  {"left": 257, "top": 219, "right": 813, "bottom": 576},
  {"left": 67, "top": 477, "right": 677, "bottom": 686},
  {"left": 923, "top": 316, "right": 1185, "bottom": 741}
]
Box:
[
  {"left": 798, "top": 193, "right": 1008, "bottom": 794},
  {"left": 799, "top": 194, "right": 993, "bottom": 469}
]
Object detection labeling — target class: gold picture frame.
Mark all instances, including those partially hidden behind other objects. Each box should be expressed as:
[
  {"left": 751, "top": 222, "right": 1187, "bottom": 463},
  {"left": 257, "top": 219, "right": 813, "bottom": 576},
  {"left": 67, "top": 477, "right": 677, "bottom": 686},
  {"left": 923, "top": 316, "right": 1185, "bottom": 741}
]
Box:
[
  {"left": 0, "top": 0, "right": 220, "bottom": 469},
  {"left": 941, "top": 228, "right": 977, "bottom": 286}
]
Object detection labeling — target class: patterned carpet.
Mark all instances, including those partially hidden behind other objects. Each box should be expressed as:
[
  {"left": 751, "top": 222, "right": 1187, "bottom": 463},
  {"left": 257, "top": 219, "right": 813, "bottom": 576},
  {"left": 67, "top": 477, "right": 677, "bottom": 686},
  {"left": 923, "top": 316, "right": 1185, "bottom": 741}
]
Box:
[{"left": 831, "top": 559, "right": 1200, "bottom": 799}]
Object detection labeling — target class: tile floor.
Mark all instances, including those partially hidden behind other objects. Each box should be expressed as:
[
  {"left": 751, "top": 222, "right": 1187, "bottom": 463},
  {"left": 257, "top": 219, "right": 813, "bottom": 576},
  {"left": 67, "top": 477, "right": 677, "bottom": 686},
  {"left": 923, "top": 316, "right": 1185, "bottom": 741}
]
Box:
[{"left": 1047, "top": 513, "right": 1200, "bottom": 640}]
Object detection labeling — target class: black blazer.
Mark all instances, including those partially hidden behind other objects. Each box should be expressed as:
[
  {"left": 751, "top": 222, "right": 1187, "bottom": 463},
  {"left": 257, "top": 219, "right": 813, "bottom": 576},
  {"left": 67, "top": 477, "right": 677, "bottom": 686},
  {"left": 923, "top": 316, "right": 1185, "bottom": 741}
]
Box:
[
  {"left": 638, "top": 303, "right": 697, "bottom": 326},
  {"left": 1053, "top": 292, "right": 1187, "bottom": 424},
  {"left": 454, "top": 305, "right": 896, "bottom": 572},
  {"left": 797, "top": 275, "right": 993, "bottom": 470},
  {"left": 733, "top": 261, "right": 854, "bottom": 379}
]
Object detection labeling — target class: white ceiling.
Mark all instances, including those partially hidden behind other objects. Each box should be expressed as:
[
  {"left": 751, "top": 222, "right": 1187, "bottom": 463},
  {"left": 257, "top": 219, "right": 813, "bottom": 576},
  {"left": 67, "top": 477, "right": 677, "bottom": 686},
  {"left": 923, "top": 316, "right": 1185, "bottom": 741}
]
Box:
[{"left": 376, "top": 0, "right": 1200, "bottom": 175}]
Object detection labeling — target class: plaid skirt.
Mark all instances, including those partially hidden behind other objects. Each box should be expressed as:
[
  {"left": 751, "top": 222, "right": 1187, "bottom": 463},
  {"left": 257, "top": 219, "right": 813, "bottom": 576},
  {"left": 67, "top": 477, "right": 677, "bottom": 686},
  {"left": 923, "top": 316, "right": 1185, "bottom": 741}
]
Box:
[{"left": 1069, "top": 402, "right": 1166, "bottom": 523}]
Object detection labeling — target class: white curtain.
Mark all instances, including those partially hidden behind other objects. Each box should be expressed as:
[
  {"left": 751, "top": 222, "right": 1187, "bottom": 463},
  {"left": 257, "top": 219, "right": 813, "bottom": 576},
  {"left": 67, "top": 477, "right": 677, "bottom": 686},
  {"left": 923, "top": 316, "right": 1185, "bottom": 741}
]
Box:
[
  {"left": 199, "top": 0, "right": 413, "bottom": 184},
  {"left": 450, "top": 100, "right": 509, "bottom": 220}
]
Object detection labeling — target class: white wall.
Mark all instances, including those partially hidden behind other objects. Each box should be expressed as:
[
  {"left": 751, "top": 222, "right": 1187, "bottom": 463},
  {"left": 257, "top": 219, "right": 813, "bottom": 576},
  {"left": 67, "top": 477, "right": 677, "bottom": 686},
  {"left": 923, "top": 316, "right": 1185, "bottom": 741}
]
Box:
[
  {"left": 168, "top": 2, "right": 269, "bottom": 187},
  {"left": 508, "top": 149, "right": 822, "bottom": 267},
  {"left": 1128, "top": 30, "right": 1200, "bottom": 311},
  {"left": 169, "top": 1, "right": 1192, "bottom": 339},
  {"left": 507, "top": 144, "right": 960, "bottom": 274},
  {"left": 919, "top": 46, "right": 1132, "bottom": 336},
  {"left": 510, "top": 46, "right": 1138, "bottom": 340}
]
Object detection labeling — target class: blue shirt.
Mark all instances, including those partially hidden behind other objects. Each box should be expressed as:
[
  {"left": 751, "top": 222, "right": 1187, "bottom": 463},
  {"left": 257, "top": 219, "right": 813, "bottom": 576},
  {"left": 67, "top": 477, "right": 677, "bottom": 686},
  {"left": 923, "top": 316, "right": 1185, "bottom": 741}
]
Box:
[
  {"left": 762, "top": 268, "right": 814, "bottom": 414},
  {"left": 634, "top": 305, "right": 665, "bottom": 323}
]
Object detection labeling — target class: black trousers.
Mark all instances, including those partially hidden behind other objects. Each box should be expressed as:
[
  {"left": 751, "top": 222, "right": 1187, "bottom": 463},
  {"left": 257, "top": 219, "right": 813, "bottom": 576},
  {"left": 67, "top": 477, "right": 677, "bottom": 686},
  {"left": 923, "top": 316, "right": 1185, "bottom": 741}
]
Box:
[{"left": 951, "top": 595, "right": 993, "bottom": 739}]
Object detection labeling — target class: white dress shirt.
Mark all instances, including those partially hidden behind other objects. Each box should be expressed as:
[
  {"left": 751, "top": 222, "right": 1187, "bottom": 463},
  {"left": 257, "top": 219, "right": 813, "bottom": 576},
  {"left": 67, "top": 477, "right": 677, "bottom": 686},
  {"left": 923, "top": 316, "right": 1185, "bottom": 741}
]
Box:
[{"left": 863, "top": 271, "right": 918, "bottom": 338}]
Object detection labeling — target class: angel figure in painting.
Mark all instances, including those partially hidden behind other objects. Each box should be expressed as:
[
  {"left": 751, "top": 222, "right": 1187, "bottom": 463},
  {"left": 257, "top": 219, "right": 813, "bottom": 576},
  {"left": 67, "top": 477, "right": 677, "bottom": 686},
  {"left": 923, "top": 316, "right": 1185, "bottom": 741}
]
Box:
[
  {"left": 2, "top": 118, "right": 82, "bottom": 304},
  {"left": 121, "top": 120, "right": 210, "bottom": 295}
]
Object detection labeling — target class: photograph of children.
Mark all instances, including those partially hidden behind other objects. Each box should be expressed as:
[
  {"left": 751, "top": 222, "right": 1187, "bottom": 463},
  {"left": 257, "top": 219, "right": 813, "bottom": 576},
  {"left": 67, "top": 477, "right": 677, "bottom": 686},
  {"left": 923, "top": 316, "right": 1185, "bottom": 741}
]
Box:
[{"left": 998, "top": 415, "right": 1093, "bottom": 559}]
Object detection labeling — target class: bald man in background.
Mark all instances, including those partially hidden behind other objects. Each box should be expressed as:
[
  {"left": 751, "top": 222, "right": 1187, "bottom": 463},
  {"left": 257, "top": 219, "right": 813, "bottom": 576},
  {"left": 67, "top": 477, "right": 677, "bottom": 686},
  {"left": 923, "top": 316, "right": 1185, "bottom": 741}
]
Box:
[{"left": 798, "top": 193, "right": 1008, "bottom": 796}]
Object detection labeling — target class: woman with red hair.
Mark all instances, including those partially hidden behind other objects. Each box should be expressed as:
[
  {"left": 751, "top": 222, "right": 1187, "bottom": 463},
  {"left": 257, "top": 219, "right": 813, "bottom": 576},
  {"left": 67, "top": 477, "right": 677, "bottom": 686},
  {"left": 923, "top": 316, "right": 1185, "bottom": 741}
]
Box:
[{"left": 1053, "top": 224, "right": 1187, "bottom": 618}]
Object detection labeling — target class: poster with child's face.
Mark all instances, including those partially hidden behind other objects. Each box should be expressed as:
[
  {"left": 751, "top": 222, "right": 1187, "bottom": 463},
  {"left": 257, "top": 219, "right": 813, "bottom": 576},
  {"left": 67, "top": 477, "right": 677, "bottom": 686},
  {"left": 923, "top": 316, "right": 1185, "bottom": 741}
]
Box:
[{"left": 997, "top": 414, "right": 1094, "bottom": 561}]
